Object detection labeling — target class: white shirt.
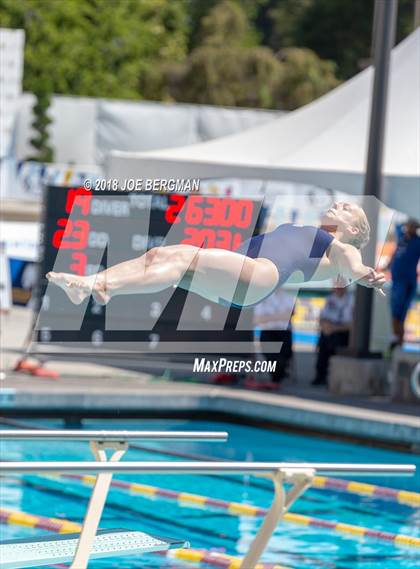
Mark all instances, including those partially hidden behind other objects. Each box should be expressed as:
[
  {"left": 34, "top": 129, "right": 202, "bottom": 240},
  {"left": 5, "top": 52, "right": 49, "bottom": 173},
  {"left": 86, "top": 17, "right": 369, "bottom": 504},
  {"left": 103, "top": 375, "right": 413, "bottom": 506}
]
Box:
[
  {"left": 320, "top": 292, "right": 354, "bottom": 325},
  {"left": 254, "top": 290, "right": 295, "bottom": 330}
]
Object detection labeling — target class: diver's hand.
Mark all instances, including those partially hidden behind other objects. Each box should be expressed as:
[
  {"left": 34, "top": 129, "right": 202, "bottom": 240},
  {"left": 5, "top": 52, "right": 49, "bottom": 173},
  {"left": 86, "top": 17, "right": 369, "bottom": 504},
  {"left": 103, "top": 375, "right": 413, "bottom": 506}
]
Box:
[{"left": 360, "top": 268, "right": 386, "bottom": 296}]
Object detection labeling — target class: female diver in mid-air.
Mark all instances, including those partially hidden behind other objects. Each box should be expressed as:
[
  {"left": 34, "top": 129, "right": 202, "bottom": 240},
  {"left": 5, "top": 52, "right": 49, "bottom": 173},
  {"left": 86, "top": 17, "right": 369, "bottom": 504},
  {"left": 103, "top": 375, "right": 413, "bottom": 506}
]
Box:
[{"left": 46, "top": 202, "right": 386, "bottom": 306}]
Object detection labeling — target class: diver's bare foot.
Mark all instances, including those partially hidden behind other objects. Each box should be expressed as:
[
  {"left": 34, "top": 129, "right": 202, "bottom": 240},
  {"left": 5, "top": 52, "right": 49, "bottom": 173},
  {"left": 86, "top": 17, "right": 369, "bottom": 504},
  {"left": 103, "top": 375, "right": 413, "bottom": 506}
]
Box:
[
  {"left": 92, "top": 279, "right": 111, "bottom": 305},
  {"left": 46, "top": 272, "right": 95, "bottom": 305}
]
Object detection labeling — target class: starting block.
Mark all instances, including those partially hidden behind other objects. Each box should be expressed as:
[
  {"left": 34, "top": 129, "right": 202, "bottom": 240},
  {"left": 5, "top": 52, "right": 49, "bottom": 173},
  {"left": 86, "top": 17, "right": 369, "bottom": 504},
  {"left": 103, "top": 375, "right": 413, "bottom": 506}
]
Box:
[{"left": 0, "top": 528, "right": 188, "bottom": 568}]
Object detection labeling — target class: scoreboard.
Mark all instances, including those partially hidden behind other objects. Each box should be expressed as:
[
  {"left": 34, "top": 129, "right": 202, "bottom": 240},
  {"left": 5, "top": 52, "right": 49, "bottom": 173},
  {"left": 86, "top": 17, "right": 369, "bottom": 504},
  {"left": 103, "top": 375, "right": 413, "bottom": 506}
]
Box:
[{"left": 36, "top": 186, "right": 264, "bottom": 353}]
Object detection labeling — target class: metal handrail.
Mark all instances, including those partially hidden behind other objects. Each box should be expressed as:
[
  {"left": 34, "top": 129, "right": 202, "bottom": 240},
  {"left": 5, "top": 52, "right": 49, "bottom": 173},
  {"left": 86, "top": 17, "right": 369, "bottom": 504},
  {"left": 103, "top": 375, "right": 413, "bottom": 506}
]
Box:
[
  {"left": 0, "top": 461, "right": 415, "bottom": 476},
  {"left": 0, "top": 430, "right": 228, "bottom": 442}
]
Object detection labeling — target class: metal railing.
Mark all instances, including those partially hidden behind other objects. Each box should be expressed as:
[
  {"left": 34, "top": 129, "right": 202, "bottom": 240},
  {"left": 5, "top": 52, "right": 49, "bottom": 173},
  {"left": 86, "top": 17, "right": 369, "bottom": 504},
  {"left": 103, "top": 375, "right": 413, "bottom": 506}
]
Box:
[
  {"left": 0, "top": 429, "right": 228, "bottom": 442},
  {"left": 0, "top": 429, "right": 416, "bottom": 569},
  {"left": 1, "top": 461, "right": 415, "bottom": 476}
]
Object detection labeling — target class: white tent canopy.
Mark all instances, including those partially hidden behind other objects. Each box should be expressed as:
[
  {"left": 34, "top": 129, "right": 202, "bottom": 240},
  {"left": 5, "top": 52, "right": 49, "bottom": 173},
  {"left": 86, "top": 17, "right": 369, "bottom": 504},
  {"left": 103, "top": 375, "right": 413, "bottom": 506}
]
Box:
[{"left": 108, "top": 30, "right": 420, "bottom": 216}]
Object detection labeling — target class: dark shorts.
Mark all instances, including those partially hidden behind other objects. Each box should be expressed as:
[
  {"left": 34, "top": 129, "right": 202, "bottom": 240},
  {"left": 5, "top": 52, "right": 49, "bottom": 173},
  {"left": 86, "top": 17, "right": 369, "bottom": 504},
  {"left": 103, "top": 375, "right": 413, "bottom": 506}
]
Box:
[{"left": 390, "top": 280, "right": 417, "bottom": 321}]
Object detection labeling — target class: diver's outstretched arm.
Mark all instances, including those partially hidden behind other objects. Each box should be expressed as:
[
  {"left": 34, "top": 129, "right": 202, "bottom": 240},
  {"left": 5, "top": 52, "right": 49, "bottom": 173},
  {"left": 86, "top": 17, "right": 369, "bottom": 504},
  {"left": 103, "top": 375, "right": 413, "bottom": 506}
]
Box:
[{"left": 329, "top": 241, "right": 386, "bottom": 293}]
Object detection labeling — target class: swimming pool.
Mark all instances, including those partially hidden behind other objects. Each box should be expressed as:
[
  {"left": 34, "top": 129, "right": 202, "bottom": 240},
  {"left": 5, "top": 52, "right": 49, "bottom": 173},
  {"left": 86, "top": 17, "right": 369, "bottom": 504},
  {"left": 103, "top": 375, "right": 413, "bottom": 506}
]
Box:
[{"left": 1, "top": 418, "right": 419, "bottom": 568}]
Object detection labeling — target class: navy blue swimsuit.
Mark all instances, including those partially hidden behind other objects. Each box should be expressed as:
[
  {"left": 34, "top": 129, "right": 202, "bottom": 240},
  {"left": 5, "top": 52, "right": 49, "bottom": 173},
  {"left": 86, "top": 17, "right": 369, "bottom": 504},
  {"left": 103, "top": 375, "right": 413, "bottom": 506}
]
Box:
[{"left": 221, "top": 224, "right": 334, "bottom": 307}]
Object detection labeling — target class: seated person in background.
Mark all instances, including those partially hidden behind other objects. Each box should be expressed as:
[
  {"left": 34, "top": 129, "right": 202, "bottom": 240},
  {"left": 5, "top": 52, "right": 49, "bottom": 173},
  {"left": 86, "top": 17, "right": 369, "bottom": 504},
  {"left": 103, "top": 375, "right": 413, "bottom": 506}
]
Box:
[
  {"left": 312, "top": 285, "right": 354, "bottom": 386},
  {"left": 253, "top": 289, "right": 295, "bottom": 387}
]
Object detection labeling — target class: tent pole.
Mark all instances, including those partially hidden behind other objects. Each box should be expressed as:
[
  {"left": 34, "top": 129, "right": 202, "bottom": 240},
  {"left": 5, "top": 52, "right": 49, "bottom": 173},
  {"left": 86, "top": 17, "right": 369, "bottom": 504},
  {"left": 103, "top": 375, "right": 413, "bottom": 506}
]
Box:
[{"left": 350, "top": 0, "right": 398, "bottom": 357}]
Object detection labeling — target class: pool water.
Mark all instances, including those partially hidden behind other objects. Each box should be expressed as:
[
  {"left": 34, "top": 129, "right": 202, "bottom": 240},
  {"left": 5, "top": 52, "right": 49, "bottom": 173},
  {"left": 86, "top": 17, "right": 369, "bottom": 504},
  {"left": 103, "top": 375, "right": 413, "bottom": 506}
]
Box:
[{"left": 1, "top": 418, "right": 419, "bottom": 568}]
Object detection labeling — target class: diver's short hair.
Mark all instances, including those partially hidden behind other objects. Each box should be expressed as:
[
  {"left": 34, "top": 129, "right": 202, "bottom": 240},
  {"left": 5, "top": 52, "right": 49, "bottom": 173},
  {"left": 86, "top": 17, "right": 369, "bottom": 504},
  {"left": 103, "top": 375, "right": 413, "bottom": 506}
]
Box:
[{"left": 351, "top": 207, "right": 370, "bottom": 249}]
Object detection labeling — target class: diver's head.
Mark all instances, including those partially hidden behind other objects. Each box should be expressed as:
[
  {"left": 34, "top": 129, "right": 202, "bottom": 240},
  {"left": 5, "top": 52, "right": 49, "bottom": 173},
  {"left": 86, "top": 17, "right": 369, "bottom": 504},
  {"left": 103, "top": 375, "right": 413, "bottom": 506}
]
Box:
[{"left": 321, "top": 202, "right": 370, "bottom": 249}]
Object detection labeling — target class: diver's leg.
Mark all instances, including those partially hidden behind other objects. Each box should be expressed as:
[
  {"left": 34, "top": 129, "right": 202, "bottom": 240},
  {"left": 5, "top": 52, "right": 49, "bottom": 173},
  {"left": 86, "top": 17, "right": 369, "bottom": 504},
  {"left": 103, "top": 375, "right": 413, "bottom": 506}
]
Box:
[
  {"left": 47, "top": 245, "right": 279, "bottom": 307},
  {"left": 183, "top": 248, "right": 279, "bottom": 307},
  {"left": 46, "top": 245, "right": 200, "bottom": 305},
  {"left": 93, "top": 245, "right": 202, "bottom": 302}
]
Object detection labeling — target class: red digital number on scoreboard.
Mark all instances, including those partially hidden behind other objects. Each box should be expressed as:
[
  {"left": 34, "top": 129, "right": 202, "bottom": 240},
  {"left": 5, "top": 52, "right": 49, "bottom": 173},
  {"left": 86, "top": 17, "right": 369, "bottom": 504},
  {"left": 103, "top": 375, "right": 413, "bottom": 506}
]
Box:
[
  {"left": 165, "top": 195, "right": 254, "bottom": 249},
  {"left": 51, "top": 187, "right": 92, "bottom": 275},
  {"left": 165, "top": 195, "right": 186, "bottom": 224},
  {"left": 69, "top": 252, "right": 88, "bottom": 275},
  {"left": 52, "top": 187, "right": 92, "bottom": 250},
  {"left": 65, "top": 187, "right": 92, "bottom": 216},
  {"left": 52, "top": 219, "right": 90, "bottom": 250},
  {"left": 182, "top": 228, "right": 244, "bottom": 250}
]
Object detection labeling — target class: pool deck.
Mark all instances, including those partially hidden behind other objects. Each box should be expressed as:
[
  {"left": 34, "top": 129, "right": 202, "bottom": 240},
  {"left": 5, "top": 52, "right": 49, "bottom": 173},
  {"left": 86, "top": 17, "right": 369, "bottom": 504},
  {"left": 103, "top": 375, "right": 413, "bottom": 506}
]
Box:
[
  {"left": 1, "top": 366, "right": 419, "bottom": 448},
  {"left": 1, "top": 308, "right": 419, "bottom": 448}
]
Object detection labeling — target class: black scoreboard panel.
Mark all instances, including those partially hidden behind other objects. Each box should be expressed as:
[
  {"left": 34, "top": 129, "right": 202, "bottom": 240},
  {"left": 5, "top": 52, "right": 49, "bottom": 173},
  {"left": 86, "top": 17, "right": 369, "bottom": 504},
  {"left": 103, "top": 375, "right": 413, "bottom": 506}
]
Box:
[{"left": 36, "top": 186, "right": 264, "bottom": 351}]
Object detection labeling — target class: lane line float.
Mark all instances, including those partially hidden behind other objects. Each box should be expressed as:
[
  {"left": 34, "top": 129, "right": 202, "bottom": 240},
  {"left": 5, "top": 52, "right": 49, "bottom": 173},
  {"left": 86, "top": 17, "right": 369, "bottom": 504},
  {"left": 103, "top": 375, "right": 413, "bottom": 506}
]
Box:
[
  {"left": 0, "top": 507, "right": 291, "bottom": 569},
  {"left": 52, "top": 474, "right": 420, "bottom": 549}
]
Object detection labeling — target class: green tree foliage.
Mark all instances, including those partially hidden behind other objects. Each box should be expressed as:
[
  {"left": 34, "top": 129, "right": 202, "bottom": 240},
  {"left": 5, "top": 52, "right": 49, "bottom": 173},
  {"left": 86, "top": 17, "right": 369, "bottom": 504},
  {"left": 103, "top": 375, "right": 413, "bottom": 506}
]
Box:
[
  {"left": 3, "top": 0, "right": 412, "bottom": 119},
  {"left": 0, "top": 0, "right": 188, "bottom": 160},
  {"left": 295, "top": 0, "right": 375, "bottom": 80},
  {"left": 168, "top": 0, "right": 340, "bottom": 110},
  {"left": 167, "top": 1, "right": 283, "bottom": 108},
  {"left": 186, "top": 0, "right": 269, "bottom": 49},
  {"left": 262, "top": 0, "right": 312, "bottom": 49},
  {"left": 274, "top": 47, "right": 339, "bottom": 110},
  {"left": 0, "top": 0, "right": 188, "bottom": 99},
  {"left": 262, "top": 0, "right": 415, "bottom": 79},
  {"left": 29, "top": 83, "right": 53, "bottom": 162},
  {"left": 169, "top": 45, "right": 282, "bottom": 107},
  {"left": 200, "top": 0, "right": 253, "bottom": 47}
]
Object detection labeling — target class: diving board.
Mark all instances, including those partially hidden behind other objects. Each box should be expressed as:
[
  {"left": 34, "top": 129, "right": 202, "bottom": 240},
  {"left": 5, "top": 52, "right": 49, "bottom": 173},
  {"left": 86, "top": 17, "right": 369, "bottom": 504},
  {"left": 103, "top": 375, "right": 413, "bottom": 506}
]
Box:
[{"left": 0, "top": 528, "right": 188, "bottom": 569}]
